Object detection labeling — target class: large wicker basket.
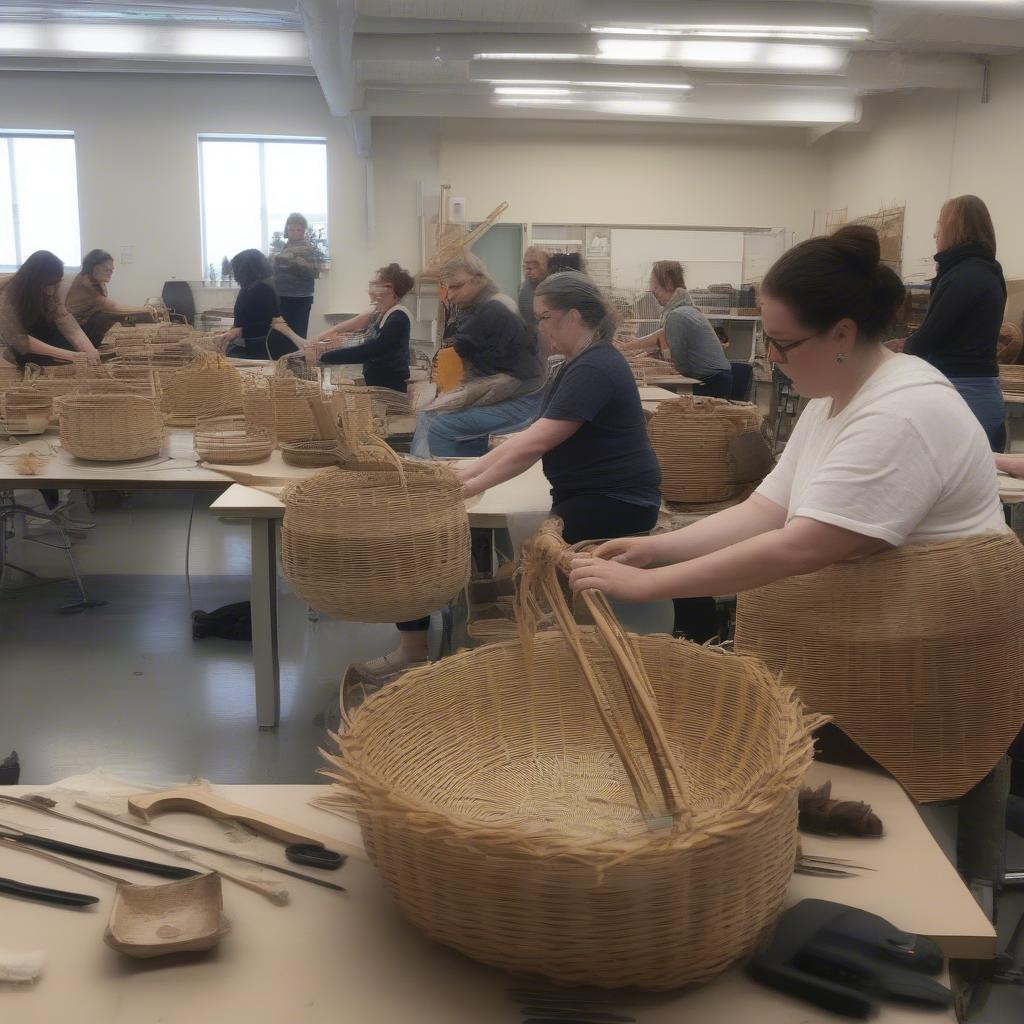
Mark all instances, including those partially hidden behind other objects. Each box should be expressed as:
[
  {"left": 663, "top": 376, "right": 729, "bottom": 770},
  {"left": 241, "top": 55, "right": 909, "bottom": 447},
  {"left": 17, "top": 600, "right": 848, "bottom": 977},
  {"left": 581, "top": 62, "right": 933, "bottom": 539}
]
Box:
[
  {"left": 57, "top": 393, "right": 163, "bottom": 461},
  {"left": 735, "top": 532, "right": 1024, "bottom": 802},
  {"left": 648, "top": 395, "right": 766, "bottom": 504},
  {"left": 320, "top": 521, "right": 815, "bottom": 989},
  {"left": 281, "top": 454, "right": 470, "bottom": 622},
  {"left": 194, "top": 415, "right": 274, "bottom": 464},
  {"left": 162, "top": 353, "right": 243, "bottom": 425}
]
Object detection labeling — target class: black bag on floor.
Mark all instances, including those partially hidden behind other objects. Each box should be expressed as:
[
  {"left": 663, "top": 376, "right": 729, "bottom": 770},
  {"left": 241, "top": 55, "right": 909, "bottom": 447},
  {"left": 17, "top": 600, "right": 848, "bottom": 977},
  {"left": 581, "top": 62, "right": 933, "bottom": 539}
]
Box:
[{"left": 192, "top": 601, "right": 252, "bottom": 641}]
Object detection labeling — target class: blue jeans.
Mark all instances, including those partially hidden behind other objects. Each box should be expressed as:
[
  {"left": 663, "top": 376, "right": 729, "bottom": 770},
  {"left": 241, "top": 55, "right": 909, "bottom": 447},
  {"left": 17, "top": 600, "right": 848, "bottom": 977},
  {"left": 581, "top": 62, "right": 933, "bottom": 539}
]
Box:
[
  {"left": 412, "top": 392, "right": 543, "bottom": 458},
  {"left": 949, "top": 376, "right": 1006, "bottom": 452}
]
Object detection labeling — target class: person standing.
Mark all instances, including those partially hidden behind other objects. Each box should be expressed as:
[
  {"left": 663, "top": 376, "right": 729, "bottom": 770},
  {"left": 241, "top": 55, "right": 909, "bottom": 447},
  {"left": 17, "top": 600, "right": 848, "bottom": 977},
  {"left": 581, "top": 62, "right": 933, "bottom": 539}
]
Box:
[
  {"left": 518, "top": 246, "right": 549, "bottom": 348},
  {"left": 272, "top": 212, "right": 320, "bottom": 340},
  {"left": 903, "top": 195, "right": 1007, "bottom": 451}
]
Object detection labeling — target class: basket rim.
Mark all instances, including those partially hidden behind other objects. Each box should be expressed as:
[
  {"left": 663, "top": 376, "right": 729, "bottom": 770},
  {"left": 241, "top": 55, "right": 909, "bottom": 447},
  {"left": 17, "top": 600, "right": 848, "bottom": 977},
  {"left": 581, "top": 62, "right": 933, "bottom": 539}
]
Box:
[{"left": 323, "top": 630, "right": 816, "bottom": 863}]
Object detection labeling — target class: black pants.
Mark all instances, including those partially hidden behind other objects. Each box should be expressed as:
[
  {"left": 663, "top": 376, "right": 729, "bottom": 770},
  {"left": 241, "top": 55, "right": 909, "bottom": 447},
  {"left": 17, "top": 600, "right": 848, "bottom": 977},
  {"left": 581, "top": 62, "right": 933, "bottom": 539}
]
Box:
[
  {"left": 693, "top": 370, "right": 733, "bottom": 399},
  {"left": 279, "top": 296, "right": 313, "bottom": 340}
]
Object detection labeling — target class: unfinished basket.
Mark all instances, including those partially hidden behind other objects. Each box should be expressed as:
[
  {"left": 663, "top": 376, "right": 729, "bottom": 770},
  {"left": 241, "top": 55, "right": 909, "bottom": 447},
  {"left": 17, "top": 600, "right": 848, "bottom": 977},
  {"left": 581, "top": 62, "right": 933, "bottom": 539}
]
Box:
[
  {"left": 194, "top": 415, "right": 275, "bottom": 464},
  {"left": 280, "top": 439, "right": 340, "bottom": 468},
  {"left": 57, "top": 393, "right": 163, "bottom": 461},
  {"left": 999, "top": 365, "right": 1024, "bottom": 395},
  {"left": 162, "top": 353, "right": 243, "bottom": 425},
  {"left": 0, "top": 388, "right": 51, "bottom": 434},
  {"left": 281, "top": 453, "right": 470, "bottom": 622},
  {"left": 735, "top": 532, "right": 1024, "bottom": 803},
  {"left": 648, "top": 395, "right": 766, "bottom": 504},
  {"left": 273, "top": 395, "right": 336, "bottom": 443},
  {"left": 319, "top": 519, "right": 815, "bottom": 989}
]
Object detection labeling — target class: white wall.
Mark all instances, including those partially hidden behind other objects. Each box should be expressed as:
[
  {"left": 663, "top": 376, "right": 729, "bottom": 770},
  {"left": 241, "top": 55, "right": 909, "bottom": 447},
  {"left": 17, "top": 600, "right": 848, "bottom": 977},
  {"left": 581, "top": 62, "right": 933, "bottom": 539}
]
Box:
[
  {"left": 820, "top": 55, "right": 1024, "bottom": 281},
  {"left": 0, "top": 71, "right": 372, "bottom": 334}
]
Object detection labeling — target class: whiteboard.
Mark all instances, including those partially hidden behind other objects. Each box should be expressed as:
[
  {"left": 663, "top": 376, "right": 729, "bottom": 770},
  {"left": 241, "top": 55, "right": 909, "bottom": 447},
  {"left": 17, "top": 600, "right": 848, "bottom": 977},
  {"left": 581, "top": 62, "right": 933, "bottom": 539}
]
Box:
[{"left": 610, "top": 228, "right": 744, "bottom": 291}]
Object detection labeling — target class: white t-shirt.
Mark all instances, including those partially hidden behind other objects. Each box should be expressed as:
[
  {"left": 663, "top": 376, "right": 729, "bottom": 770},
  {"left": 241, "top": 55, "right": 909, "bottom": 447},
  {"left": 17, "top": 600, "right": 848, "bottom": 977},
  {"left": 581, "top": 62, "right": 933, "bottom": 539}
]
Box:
[{"left": 756, "top": 354, "right": 1007, "bottom": 546}]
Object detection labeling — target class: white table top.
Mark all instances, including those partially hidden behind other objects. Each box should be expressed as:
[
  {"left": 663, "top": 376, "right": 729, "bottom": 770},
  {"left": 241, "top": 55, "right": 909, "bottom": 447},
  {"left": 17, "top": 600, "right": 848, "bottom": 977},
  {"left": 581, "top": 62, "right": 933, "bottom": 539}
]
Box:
[{"left": 0, "top": 763, "right": 981, "bottom": 1022}]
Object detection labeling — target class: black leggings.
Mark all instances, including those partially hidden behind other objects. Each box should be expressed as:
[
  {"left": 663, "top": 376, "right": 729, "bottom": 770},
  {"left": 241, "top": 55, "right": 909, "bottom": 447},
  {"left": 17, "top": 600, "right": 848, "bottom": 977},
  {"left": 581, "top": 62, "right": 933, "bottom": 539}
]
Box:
[{"left": 279, "top": 296, "right": 313, "bottom": 340}]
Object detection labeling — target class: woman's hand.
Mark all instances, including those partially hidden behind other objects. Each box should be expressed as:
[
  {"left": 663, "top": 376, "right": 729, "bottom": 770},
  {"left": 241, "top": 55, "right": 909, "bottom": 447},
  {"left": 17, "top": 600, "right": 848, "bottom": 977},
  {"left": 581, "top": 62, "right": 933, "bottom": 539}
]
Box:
[
  {"left": 569, "top": 555, "right": 654, "bottom": 602},
  {"left": 591, "top": 535, "right": 656, "bottom": 568}
]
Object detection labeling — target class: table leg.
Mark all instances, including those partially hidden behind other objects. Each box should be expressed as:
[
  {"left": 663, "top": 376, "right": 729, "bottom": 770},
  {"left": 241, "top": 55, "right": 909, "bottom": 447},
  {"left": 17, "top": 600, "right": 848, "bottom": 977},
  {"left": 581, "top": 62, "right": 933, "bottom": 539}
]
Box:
[{"left": 250, "top": 518, "right": 280, "bottom": 729}]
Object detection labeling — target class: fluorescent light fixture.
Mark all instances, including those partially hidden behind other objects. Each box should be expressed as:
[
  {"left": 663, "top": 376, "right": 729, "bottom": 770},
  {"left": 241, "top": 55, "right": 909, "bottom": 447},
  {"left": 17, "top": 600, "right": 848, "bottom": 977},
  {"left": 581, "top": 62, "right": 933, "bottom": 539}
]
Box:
[
  {"left": 589, "top": 26, "right": 684, "bottom": 36},
  {"left": 595, "top": 38, "right": 846, "bottom": 72},
  {"left": 596, "top": 98, "right": 675, "bottom": 114},
  {"left": 493, "top": 87, "right": 572, "bottom": 96},
  {"left": 592, "top": 24, "right": 869, "bottom": 41},
  {"left": 0, "top": 22, "right": 308, "bottom": 62},
  {"left": 495, "top": 98, "right": 576, "bottom": 107},
  {"left": 479, "top": 78, "right": 573, "bottom": 85},
  {"left": 578, "top": 80, "right": 692, "bottom": 91},
  {"left": 474, "top": 53, "right": 588, "bottom": 61}
]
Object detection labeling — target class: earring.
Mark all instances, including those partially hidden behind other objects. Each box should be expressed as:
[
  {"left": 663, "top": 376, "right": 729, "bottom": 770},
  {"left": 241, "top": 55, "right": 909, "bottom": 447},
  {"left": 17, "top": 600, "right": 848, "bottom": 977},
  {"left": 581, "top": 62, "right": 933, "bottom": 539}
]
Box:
[{"left": 836, "top": 353, "right": 846, "bottom": 364}]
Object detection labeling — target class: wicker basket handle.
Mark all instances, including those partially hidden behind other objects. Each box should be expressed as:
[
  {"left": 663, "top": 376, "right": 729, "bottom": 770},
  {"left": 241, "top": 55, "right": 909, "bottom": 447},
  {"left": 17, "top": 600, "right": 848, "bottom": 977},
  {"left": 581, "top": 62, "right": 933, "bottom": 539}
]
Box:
[{"left": 520, "top": 519, "right": 692, "bottom": 828}]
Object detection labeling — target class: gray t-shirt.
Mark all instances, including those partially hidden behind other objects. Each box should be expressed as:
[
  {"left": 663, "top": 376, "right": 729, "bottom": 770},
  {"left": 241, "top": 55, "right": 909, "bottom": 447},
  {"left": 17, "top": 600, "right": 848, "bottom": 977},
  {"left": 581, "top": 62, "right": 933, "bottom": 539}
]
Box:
[{"left": 664, "top": 305, "right": 731, "bottom": 380}]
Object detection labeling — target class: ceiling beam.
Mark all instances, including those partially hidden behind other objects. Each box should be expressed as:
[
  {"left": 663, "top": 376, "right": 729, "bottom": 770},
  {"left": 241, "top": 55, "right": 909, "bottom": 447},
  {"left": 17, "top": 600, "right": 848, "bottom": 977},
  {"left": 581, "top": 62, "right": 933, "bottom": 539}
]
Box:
[{"left": 298, "top": 0, "right": 361, "bottom": 117}]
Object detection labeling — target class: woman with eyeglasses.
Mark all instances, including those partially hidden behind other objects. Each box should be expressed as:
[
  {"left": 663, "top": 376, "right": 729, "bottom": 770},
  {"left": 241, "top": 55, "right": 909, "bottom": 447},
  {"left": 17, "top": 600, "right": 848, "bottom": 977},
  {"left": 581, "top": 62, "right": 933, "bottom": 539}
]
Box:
[
  {"left": 66, "top": 249, "right": 157, "bottom": 345},
  {"left": 0, "top": 250, "right": 100, "bottom": 367},
  {"left": 570, "top": 225, "right": 1005, "bottom": 605},
  {"left": 412, "top": 253, "right": 544, "bottom": 459},
  {"left": 305, "top": 263, "right": 413, "bottom": 392}
]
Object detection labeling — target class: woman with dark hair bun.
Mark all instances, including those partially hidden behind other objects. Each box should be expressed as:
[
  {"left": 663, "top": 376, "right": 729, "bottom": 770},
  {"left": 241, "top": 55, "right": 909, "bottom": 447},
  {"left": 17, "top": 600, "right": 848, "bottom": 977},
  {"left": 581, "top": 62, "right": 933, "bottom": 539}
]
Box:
[
  {"left": 219, "top": 249, "right": 296, "bottom": 359},
  {"left": 0, "top": 250, "right": 99, "bottom": 366},
  {"left": 571, "top": 225, "right": 1006, "bottom": 605},
  {"left": 305, "top": 262, "right": 414, "bottom": 392}
]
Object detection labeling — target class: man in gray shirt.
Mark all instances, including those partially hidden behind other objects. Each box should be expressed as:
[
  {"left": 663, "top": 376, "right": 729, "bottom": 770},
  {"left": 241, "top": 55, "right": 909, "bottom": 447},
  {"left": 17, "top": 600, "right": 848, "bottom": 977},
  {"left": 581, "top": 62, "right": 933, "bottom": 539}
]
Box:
[{"left": 518, "top": 245, "right": 549, "bottom": 333}]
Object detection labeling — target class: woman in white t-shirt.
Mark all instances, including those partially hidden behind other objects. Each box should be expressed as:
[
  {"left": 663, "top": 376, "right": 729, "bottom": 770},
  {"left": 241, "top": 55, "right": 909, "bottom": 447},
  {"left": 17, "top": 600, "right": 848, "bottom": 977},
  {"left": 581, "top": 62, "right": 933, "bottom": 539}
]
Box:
[{"left": 570, "top": 225, "right": 1006, "bottom": 602}]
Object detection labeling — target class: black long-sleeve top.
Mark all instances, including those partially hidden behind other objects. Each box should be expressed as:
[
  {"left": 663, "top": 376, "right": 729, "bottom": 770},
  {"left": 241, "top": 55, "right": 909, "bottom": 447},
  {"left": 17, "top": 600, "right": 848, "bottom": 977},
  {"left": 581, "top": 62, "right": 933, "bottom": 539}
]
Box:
[
  {"left": 233, "top": 280, "right": 296, "bottom": 359},
  {"left": 904, "top": 242, "right": 1006, "bottom": 379},
  {"left": 452, "top": 295, "right": 541, "bottom": 387},
  {"left": 320, "top": 305, "right": 411, "bottom": 392}
]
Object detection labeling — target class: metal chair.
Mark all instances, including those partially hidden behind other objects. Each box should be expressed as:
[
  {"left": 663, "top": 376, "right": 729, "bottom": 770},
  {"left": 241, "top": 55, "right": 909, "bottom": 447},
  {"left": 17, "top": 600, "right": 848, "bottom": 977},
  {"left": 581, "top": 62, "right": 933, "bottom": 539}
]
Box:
[{"left": 0, "top": 492, "right": 105, "bottom": 613}]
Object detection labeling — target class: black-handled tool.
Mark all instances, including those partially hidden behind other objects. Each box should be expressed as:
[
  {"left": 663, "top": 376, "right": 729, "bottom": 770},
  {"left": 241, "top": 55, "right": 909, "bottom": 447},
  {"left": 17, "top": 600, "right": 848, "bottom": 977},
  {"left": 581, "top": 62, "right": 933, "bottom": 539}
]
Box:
[
  {"left": 285, "top": 843, "right": 345, "bottom": 870},
  {"left": 0, "top": 825, "right": 198, "bottom": 881},
  {"left": 0, "top": 875, "right": 99, "bottom": 908}
]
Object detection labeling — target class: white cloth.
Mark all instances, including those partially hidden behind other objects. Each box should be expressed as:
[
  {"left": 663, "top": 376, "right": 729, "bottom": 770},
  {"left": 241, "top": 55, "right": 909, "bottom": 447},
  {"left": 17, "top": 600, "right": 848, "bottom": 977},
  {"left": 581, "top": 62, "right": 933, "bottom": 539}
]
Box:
[{"left": 757, "top": 354, "right": 1007, "bottom": 546}]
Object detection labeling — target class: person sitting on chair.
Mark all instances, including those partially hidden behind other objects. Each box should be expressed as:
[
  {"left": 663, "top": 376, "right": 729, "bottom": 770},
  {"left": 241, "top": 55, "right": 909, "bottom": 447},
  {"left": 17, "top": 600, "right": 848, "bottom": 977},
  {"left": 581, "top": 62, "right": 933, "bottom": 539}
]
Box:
[
  {"left": 65, "top": 249, "right": 157, "bottom": 346},
  {"left": 219, "top": 250, "right": 296, "bottom": 360}
]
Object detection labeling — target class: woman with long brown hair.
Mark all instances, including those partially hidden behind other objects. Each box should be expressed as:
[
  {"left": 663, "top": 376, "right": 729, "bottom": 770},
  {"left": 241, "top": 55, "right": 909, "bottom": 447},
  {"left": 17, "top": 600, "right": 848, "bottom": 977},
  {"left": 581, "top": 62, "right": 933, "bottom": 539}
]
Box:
[
  {"left": 904, "top": 194, "right": 1007, "bottom": 450},
  {"left": 0, "top": 250, "right": 100, "bottom": 366}
]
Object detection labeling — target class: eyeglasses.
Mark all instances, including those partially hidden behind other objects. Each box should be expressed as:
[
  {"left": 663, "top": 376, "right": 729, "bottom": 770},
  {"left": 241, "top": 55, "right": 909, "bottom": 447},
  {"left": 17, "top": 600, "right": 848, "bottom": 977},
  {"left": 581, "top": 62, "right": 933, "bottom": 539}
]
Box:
[{"left": 765, "top": 332, "right": 816, "bottom": 362}]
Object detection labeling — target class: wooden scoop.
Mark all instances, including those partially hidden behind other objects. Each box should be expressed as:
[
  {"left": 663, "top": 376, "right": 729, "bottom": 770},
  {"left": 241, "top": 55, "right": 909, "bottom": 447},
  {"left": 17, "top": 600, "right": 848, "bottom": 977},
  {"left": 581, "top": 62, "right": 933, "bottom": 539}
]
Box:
[{"left": 128, "top": 787, "right": 326, "bottom": 848}]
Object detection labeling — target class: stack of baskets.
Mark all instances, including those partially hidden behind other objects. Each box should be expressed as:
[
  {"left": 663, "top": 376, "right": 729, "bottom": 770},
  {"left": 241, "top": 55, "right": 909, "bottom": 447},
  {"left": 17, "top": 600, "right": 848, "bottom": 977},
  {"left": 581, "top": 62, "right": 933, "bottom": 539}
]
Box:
[
  {"left": 735, "top": 532, "right": 1024, "bottom": 803},
  {"left": 281, "top": 452, "right": 469, "bottom": 622},
  {"left": 57, "top": 393, "right": 163, "bottom": 461},
  {"left": 0, "top": 387, "right": 51, "bottom": 435},
  {"left": 194, "top": 415, "right": 275, "bottom": 465},
  {"left": 319, "top": 519, "right": 817, "bottom": 990},
  {"left": 648, "top": 395, "right": 767, "bottom": 504},
  {"left": 999, "top": 364, "right": 1024, "bottom": 395}
]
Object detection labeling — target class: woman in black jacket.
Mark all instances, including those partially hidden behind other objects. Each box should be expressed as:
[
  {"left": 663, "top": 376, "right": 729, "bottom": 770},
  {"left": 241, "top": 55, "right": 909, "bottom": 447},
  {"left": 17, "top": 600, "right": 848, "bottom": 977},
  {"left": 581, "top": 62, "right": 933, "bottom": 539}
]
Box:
[
  {"left": 306, "top": 262, "right": 413, "bottom": 391},
  {"left": 219, "top": 249, "right": 297, "bottom": 360},
  {"left": 904, "top": 195, "right": 1007, "bottom": 450}
]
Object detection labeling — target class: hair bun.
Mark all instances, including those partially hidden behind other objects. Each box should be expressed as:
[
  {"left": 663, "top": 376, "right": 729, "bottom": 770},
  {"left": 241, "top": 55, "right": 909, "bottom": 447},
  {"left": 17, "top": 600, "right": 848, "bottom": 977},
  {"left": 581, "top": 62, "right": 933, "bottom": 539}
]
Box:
[{"left": 830, "top": 224, "right": 881, "bottom": 276}]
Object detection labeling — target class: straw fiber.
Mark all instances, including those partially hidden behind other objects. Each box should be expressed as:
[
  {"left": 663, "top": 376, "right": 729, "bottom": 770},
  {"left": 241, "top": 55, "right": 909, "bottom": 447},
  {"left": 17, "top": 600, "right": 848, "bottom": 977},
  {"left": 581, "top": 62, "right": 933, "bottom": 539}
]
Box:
[
  {"left": 194, "top": 415, "right": 275, "bottom": 464},
  {"left": 320, "top": 520, "right": 815, "bottom": 989},
  {"left": 648, "top": 395, "right": 765, "bottom": 504},
  {"left": 162, "top": 353, "right": 243, "bottom": 425},
  {"left": 57, "top": 393, "right": 163, "bottom": 461},
  {"left": 281, "top": 456, "right": 470, "bottom": 622},
  {"left": 735, "top": 533, "right": 1024, "bottom": 802}
]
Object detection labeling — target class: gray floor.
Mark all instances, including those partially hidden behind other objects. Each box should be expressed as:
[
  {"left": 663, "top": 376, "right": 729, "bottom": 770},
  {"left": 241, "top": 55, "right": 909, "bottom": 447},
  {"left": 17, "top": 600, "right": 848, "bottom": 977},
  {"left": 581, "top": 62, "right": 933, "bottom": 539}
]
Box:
[{"left": 1, "top": 489, "right": 396, "bottom": 786}]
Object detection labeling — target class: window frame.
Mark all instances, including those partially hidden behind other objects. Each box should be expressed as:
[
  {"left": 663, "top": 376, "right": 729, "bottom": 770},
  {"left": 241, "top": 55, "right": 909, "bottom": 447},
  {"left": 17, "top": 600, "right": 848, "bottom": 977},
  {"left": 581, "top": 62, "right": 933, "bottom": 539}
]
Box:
[
  {"left": 0, "top": 129, "right": 82, "bottom": 271},
  {"left": 197, "top": 133, "right": 328, "bottom": 276}
]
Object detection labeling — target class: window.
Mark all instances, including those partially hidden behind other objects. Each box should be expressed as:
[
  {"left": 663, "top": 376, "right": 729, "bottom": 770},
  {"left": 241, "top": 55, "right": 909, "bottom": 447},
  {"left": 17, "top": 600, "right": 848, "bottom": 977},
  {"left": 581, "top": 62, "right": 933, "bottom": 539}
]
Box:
[
  {"left": 198, "top": 135, "right": 328, "bottom": 277},
  {"left": 0, "top": 131, "right": 82, "bottom": 269}
]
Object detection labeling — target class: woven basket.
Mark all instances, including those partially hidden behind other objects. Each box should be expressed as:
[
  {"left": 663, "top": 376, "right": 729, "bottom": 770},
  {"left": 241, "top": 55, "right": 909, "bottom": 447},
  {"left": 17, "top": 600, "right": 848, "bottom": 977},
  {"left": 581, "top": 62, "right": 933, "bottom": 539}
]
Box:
[
  {"left": 194, "top": 415, "right": 275, "bottom": 464},
  {"left": 57, "top": 393, "right": 163, "bottom": 461},
  {"left": 648, "top": 395, "right": 765, "bottom": 504},
  {"left": 281, "top": 453, "right": 470, "bottom": 622},
  {"left": 162, "top": 353, "right": 243, "bottom": 425},
  {"left": 320, "top": 520, "right": 815, "bottom": 989},
  {"left": 735, "top": 532, "right": 1024, "bottom": 802},
  {"left": 280, "top": 439, "right": 340, "bottom": 468},
  {"left": 999, "top": 365, "right": 1024, "bottom": 395},
  {"left": 273, "top": 395, "right": 336, "bottom": 443},
  {"left": 0, "top": 388, "right": 51, "bottom": 434}
]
